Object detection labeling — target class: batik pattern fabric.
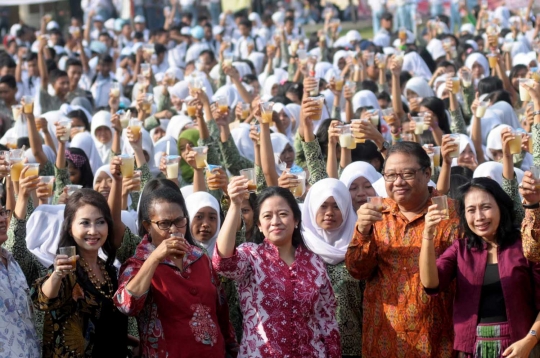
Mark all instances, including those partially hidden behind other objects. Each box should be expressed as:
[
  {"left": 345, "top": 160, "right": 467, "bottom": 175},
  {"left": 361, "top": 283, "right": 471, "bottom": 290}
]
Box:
[
  {"left": 501, "top": 176, "right": 524, "bottom": 224},
  {"left": 31, "top": 263, "right": 128, "bottom": 358},
  {"left": 326, "top": 261, "right": 364, "bottom": 357},
  {"left": 521, "top": 208, "right": 540, "bottom": 263},
  {"left": 450, "top": 109, "right": 467, "bottom": 135},
  {"left": 52, "top": 166, "right": 71, "bottom": 205},
  {"left": 114, "top": 235, "right": 237, "bottom": 358},
  {"left": 302, "top": 140, "right": 329, "bottom": 185},
  {"left": 0, "top": 248, "right": 40, "bottom": 358},
  {"left": 345, "top": 189, "right": 459, "bottom": 357},
  {"left": 213, "top": 240, "right": 342, "bottom": 358}
]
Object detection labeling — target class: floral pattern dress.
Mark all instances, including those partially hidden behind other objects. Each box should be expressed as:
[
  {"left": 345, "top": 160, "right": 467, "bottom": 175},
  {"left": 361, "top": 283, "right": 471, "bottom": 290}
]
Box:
[
  {"left": 212, "top": 240, "right": 342, "bottom": 358},
  {"left": 114, "top": 235, "right": 238, "bottom": 358}
]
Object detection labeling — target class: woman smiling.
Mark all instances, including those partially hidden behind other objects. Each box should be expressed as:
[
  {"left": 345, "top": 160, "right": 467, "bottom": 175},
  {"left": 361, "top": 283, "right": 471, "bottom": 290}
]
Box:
[
  {"left": 420, "top": 178, "right": 540, "bottom": 357},
  {"left": 213, "top": 179, "right": 341, "bottom": 357}
]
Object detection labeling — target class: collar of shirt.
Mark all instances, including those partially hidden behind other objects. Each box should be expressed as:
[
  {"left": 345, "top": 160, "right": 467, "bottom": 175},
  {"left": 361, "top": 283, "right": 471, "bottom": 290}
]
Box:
[{"left": 384, "top": 187, "right": 440, "bottom": 223}]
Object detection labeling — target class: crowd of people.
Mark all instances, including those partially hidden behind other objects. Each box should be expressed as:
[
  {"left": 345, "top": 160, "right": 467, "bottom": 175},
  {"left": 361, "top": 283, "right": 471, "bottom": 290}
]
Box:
[{"left": 0, "top": 0, "right": 540, "bottom": 357}]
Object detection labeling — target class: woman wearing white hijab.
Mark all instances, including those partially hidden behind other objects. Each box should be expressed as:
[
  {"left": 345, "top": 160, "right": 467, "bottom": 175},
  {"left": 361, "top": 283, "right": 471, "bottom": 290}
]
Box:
[
  {"left": 153, "top": 135, "right": 178, "bottom": 170},
  {"left": 185, "top": 191, "right": 221, "bottom": 257},
  {"left": 248, "top": 52, "right": 265, "bottom": 75},
  {"left": 451, "top": 133, "right": 478, "bottom": 169},
  {"left": 404, "top": 77, "right": 436, "bottom": 101},
  {"left": 332, "top": 50, "right": 348, "bottom": 71},
  {"left": 271, "top": 132, "right": 295, "bottom": 174},
  {"left": 301, "top": 178, "right": 363, "bottom": 357},
  {"left": 70, "top": 131, "right": 103, "bottom": 174},
  {"left": 122, "top": 128, "right": 160, "bottom": 177},
  {"left": 465, "top": 52, "right": 490, "bottom": 79},
  {"left": 351, "top": 90, "right": 381, "bottom": 112},
  {"left": 473, "top": 161, "right": 504, "bottom": 186},
  {"left": 485, "top": 124, "right": 532, "bottom": 170},
  {"left": 91, "top": 110, "right": 115, "bottom": 165},
  {"left": 402, "top": 52, "right": 433, "bottom": 81},
  {"left": 231, "top": 123, "right": 256, "bottom": 162},
  {"left": 165, "top": 115, "right": 193, "bottom": 140},
  {"left": 339, "top": 161, "right": 382, "bottom": 211},
  {"left": 284, "top": 103, "right": 301, "bottom": 136}
]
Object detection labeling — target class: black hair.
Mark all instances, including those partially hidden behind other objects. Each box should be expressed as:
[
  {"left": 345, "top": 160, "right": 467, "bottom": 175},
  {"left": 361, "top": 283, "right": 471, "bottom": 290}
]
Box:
[
  {"left": 25, "top": 52, "right": 38, "bottom": 62},
  {"left": 386, "top": 141, "right": 431, "bottom": 169},
  {"left": 381, "top": 12, "right": 393, "bottom": 21},
  {"left": 58, "top": 188, "right": 116, "bottom": 266},
  {"left": 0, "top": 55, "right": 16, "bottom": 69},
  {"left": 420, "top": 97, "right": 451, "bottom": 134},
  {"left": 438, "top": 60, "right": 457, "bottom": 72},
  {"left": 67, "top": 110, "right": 90, "bottom": 131},
  {"left": 457, "top": 177, "right": 519, "bottom": 250},
  {"left": 284, "top": 16, "right": 295, "bottom": 24},
  {"left": 133, "top": 31, "right": 144, "bottom": 40},
  {"left": 98, "top": 54, "right": 113, "bottom": 64},
  {"left": 448, "top": 174, "right": 470, "bottom": 199},
  {"left": 399, "top": 71, "right": 413, "bottom": 90},
  {"left": 242, "top": 74, "right": 258, "bottom": 84},
  {"left": 451, "top": 165, "right": 474, "bottom": 179},
  {"left": 45, "top": 59, "right": 58, "bottom": 73},
  {"left": 17, "top": 137, "right": 30, "bottom": 149},
  {"left": 269, "top": 95, "right": 292, "bottom": 106},
  {"left": 238, "top": 59, "right": 255, "bottom": 74},
  {"left": 139, "top": 186, "right": 195, "bottom": 245},
  {"left": 351, "top": 142, "right": 384, "bottom": 172},
  {"left": 49, "top": 69, "right": 68, "bottom": 83},
  {"left": 377, "top": 91, "right": 391, "bottom": 102},
  {"left": 239, "top": 19, "right": 252, "bottom": 29},
  {"left": 98, "top": 31, "right": 111, "bottom": 39},
  {"left": 509, "top": 64, "right": 528, "bottom": 84},
  {"left": 182, "top": 12, "right": 193, "bottom": 22},
  {"left": 360, "top": 80, "right": 378, "bottom": 94},
  {"left": 65, "top": 147, "right": 94, "bottom": 188},
  {"left": 284, "top": 82, "right": 303, "bottom": 100},
  {"left": 419, "top": 47, "right": 437, "bottom": 73},
  {"left": 199, "top": 49, "right": 216, "bottom": 63},
  {"left": 137, "top": 178, "right": 180, "bottom": 237},
  {"left": 478, "top": 76, "right": 503, "bottom": 95},
  {"left": 0, "top": 75, "right": 16, "bottom": 89},
  {"left": 66, "top": 58, "right": 83, "bottom": 69},
  {"left": 154, "top": 44, "right": 167, "bottom": 56},
  {"left": 486, "top": 90, "right": 512, "bottom": 107},
  {"left": 315, "top": 118, "right": 334, "bottom": 159},
  {"left": 255, "top": 187, "right": 305, "bottom": 248}
]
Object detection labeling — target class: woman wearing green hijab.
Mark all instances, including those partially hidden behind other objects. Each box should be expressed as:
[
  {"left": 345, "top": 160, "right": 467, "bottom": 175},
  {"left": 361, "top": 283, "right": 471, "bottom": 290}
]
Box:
[{"left": 178, "top": 128, "right": 200, "bottom": 184}]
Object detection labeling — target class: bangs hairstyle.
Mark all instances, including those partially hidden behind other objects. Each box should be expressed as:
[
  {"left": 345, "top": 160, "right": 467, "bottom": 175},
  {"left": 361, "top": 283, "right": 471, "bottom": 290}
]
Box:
[
  {"left": 457, "top": 177, "right": 519, "bottom": 250},
  {"left": 255, "top": 187, "right": 305, "bottom": 248},
  {"left": 58, "top": 188, "right": 116, "bottom": 266},
  {"left": 66, "top": 147, "right": 94, "bottom": 188},
  {"left": 139, "top": 186, "right": 194, "bottom": 246}
]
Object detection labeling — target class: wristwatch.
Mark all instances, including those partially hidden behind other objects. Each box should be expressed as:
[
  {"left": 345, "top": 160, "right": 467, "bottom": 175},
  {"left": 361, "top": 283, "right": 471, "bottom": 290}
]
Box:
[
  {"left": 378, "top": 141, "right": 390, "bottom": 152},
  {"left": 530, "top": 330, "right": 539, "bottom": 341}
]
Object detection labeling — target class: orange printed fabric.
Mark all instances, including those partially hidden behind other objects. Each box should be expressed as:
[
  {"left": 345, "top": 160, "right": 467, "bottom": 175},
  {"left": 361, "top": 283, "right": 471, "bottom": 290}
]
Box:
[
  {"left": 521, "top": 208, "right": 540, "bottom": 262},
  {"left": 345, "top": 190, "right": 460, "bottom": 357}
]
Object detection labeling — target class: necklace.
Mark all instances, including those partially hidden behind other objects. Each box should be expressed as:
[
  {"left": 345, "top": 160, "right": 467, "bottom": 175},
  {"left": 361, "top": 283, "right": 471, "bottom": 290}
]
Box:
[{"left": 80, "top": 257, "right": 114, "bottom": 299}]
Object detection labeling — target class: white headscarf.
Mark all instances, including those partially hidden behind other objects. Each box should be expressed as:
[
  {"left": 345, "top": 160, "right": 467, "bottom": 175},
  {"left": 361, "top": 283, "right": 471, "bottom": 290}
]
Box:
[
  {"left": 231, "top": 123, "right": 255, "bottom": 162},
  {"left": 271, "top": 132, "right": 291, "bottom": 174},
  {"left": 284, "top": 103, "right": 301, "bottom": 136},
  {"left": 489, "top": 101, "right": 521, "bottom": 129},
  {"left": 352, "top": 90, "right": 380, "bottom": 112},
  {"left": 485, "top": 124, "right": 512, "bottom": 159},
  {"left": 70, "top": 131, "right": 103, "bottom": 174},
  {"left": 166, "top": 115, "right": 193, "bottom": 140},
  {"left": 314, "top": 62, "right": 333, "bottom": 79},
  {"left": 373, "top": 33, "right": 390, "bottom": 48},
  {"left": 404, "top": 77, "right": 435, "bottom": 98},
  {"left": 402, "top": 52, "right": 433, "bottom": 81},
  {"left": 153, "top": 135, "right": 178, "bottom": 169},
  {"left": 451, "top": 134, "right": 477, "bottom": 167},
  {"left": 122, "top": 128, "right": 159, "bottom": 176},
  {"left": 186, "top": 192, "right": 221, "bottom": 257},
  {"left": 465, "top": 53, "right": 490, "bottom": 78},
  {"left": 169, "top": 81, "right": 190, "bottom": 100},
  {"left": 248, "top": 52, "right": 265, "bottom": 75},
  {"left": 339, "top": 161, "right": 382, "bottom": 189},
  {"left": 426, "top": 39, "right": 446, "bottom": 61},
  {"left": 213, "top": 84, "right": 240, "bottom": 110},
  {"left": 91, "top": 111, "right": 114, "bottom": 164},
  {"left": 301, "top": 178, "right": 357, "bottom": 265},
  {"left": 59, "top": 103, "right": 92, "bottom": 126},
  {"left": 473, "top": 162, "right": 504, "bottom": 186},
  {"left": 24, "top": 145, "right": 56, "bottom": 165},
  {"left": 332, "top": 50, "right": 348, "bottom": 69}
]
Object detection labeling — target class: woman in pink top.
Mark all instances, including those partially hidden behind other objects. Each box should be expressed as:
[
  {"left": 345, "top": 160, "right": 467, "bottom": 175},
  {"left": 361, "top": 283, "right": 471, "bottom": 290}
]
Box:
[{"left": 213, "top": 177, "right": 341, "bottom": 358}]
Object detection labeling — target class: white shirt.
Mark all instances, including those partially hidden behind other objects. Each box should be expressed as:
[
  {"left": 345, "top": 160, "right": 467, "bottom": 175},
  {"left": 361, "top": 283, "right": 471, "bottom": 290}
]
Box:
[{"left": 234, "top": 36, "right": 265, "bottom": 60}]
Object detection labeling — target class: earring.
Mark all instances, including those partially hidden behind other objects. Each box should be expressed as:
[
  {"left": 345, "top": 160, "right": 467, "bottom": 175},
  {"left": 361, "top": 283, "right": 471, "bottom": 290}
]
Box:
[{"left": 295, "top": 225, "right": 298, "bottom": 229}]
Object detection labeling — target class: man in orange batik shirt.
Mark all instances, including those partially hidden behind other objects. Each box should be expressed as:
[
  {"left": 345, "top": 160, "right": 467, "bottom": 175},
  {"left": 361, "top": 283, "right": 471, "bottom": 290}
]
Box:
[{"left": 346, "top": 141, "right": 460, "bottom": 357}]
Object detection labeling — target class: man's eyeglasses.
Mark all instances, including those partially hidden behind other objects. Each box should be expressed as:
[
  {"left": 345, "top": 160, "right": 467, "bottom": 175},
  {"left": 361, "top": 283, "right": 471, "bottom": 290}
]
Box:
[
  {"left": 382, "top": 167, "right": 426, "bottom": 182},
  {"left": 149, "top": 217, "right": 188, "bottom": 230},
  {"left": 0, "top": 209, "right": 11, "bottom": 218}
]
